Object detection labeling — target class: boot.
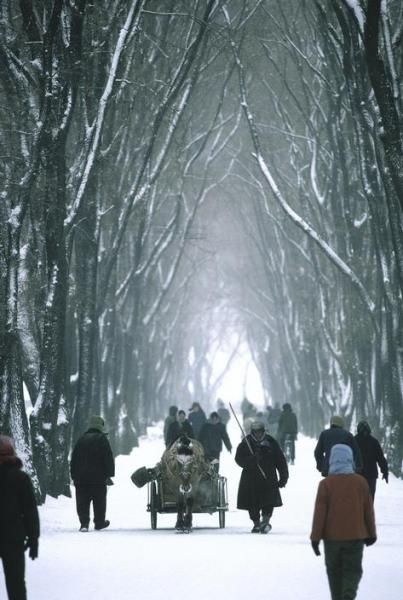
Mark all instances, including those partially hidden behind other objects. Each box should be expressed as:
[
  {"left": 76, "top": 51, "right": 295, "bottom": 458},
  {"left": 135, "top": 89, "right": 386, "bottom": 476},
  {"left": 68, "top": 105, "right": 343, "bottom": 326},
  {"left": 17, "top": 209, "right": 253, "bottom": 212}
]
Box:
[
  {"left": 260, "top": 515, "right": 272, "bottom": 534},
  {"left": 251, "top": 520, "right": 261, "bottom": 533}
]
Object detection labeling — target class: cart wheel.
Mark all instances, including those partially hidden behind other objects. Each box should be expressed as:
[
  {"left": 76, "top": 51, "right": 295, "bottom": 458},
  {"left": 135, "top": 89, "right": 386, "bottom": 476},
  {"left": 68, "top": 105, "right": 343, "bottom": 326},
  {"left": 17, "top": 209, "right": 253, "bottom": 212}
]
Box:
[
  {"left": 150, "top": 481, "right": 158, "bottom": 530},
  {"left": 218, "top": 478, "right": 226, "bottom": 528}
]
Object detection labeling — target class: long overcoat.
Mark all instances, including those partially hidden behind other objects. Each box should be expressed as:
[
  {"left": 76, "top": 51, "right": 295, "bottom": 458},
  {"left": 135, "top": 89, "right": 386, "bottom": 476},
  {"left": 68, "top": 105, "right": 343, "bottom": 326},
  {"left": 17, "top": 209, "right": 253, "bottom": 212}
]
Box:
[{"left": 235, "top": 434, "right": 288, "bottom": 510}]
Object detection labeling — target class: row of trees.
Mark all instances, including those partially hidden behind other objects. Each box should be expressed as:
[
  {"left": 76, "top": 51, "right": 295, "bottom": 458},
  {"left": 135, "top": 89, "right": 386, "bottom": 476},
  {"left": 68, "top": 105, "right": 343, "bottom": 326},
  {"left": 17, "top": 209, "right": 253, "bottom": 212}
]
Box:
[{"left": 1, "top": 0, "right": 402, "bottom": 501}]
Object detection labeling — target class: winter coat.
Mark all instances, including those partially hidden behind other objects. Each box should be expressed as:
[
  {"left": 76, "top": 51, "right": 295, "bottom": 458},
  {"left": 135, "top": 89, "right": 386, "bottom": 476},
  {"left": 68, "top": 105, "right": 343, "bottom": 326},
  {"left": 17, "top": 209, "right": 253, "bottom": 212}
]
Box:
[
  {"left": 310, "top": 473, "right": 376, "bottom": 542},
  {"left": 0, "top": 460, "right": 40, "bottom": 547},
  {"left": 70, "top": 429, "right": 115, "bottom": 485},
  {"left": 277, "top": 409, "right": 298, "bottom": 439},
  {"left": 198, "top": 422, "right": 232, "bottom": 460},
  {"left": 188, "top": 410, "right": 207, "bottom": 438},
  {"left": 314, "top": 426, "right": 363, "bottom": 476},
  {"left": 354, "top": 432, "right": 388, "bottom": 480},
  {"left": 166, "top": 420, "right": 194, "bottom": 447},
  {"left": 235, "top": 434, "right": 288, "bottom": 510}
]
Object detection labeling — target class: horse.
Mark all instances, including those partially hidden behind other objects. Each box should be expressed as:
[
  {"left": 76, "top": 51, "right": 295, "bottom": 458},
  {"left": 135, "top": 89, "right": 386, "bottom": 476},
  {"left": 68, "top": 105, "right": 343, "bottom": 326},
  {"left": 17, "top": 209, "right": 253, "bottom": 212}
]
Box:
[{"left": 160, "top": 435, "right": 211, "bottom": 531}]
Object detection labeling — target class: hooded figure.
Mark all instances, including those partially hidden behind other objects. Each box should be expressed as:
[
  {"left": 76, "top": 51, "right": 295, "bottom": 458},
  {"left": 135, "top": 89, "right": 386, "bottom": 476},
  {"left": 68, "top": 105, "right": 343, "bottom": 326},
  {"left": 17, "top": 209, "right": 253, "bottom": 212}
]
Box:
[
  {"left": 314, "top": 415, "right": 362, "bottom": 476},
  {"left": 0, "top": 435, "right": 40, "bottom": 600},
  {"left": 235, "top": 421, "right": 288, "bottom": 533},
  {"left": 70, "top": 416, "right": 115, "bottom": 531},
  {"left": 310, "top": 444, "right": 376, "bottom": 600},
  {"left": 354, "top": 420, "right": 388, "bottom": 499}
]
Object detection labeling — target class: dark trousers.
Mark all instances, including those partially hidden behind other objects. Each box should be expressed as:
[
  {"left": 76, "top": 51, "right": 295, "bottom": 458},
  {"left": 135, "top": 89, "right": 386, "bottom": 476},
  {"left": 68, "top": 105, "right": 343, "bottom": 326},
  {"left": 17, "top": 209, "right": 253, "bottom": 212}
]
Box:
[
  {"left": 248, "top": 506, "right": 274, "bottom": 523},
  {"left": 0, "top": 544, "right": 26, "bottom": 600},
  {"left": 365, "top": 478, "right": 376, "bottom": 500},
  {"left": 324, "top": 540, "right": 364, "bottom": 600},
  {"left": 75, "top": 484, "right": 107, "bottom": 528}
]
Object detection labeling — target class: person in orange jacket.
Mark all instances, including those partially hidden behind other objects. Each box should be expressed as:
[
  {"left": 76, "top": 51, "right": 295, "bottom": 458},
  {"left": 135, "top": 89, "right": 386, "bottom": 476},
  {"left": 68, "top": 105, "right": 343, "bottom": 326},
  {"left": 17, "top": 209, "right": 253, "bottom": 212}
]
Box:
[{"left": 310, "top": 443, "right": 376, "bottom": 600}]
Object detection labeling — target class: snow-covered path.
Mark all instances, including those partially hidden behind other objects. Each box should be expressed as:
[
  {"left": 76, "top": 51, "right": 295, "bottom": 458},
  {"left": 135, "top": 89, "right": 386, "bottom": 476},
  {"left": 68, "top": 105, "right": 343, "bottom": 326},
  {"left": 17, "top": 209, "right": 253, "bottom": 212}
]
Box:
[{"left": 4, "top": 421, "right": 402, "bottom": 600}]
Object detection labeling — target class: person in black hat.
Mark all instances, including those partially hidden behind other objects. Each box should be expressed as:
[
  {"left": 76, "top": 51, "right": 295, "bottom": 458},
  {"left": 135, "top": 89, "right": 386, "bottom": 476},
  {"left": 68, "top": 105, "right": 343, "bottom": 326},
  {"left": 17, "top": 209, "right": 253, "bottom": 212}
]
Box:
[
  {"left": 354, "top": 420, "right": 388, "bottom": 499},
  {"left": 314, "top": 415, "right": 362, "bottom": 477},
  {"left": 0, "top": 435, "right": 40, "bottom": 600},
  {"left": 70, "top": 416, "right": 115, "bottom": 532},
  {"left": 235, "top": 421, "right": 288, "bottom": 533}
]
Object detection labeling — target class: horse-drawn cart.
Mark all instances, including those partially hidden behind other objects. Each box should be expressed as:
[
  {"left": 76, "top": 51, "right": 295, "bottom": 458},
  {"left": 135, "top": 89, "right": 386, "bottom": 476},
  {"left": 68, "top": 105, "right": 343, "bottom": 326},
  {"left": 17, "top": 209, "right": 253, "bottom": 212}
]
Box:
[
  {"left": 131, "top": 436, "right": 229, "bottom": 531},
  {"left": 147, "top": 471, "right": 228, "bottom": 529}
]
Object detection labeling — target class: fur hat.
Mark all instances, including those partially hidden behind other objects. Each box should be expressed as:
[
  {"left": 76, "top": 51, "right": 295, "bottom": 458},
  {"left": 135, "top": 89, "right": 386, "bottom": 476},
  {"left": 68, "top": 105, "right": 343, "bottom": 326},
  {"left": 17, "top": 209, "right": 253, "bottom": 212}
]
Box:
[
  {"left": 88, "top": 416, "right": 105, "bottom": 432},
  {"left": 330, "top": 415, "right": 344, "bottom": 428},
  {"left": 251, "top": 421, "right": 265, "bottom": 431}
]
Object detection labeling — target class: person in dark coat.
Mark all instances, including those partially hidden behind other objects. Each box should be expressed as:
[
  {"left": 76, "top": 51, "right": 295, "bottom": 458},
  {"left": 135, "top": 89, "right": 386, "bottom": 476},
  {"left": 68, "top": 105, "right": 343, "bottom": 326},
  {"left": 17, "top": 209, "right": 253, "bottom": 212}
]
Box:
[
  {"left": 0, "top": 435, "right": 40, "bottom": 600},
  {"left": 314, "top": 415, "right": 362, "bottom": 476},
  {"left": 198, "top": 411, "right": 232, "bottom": 472},
  {"left": 216, "top": 399, "right": 230, "bottom": 425},
  {"left": 70, "top": 416, "right": 115, "bottom": 532},
  {"left": 166, "top": 410, "right": 194, "bottom": 447},
  {"left": 277, "top": 403, "right": 298, "bottom": 464},
  {"left": 163, "top": 405, "right": 178, "bottom": 447},
  {"left": 354, "top": 420, "right": 388, "bottom": 499},
  {"left": 187, "top": 402, "right": 207, "bottom": 438},
  {"left": 235, "top": 421, "right": 288, "bottom": 533}
]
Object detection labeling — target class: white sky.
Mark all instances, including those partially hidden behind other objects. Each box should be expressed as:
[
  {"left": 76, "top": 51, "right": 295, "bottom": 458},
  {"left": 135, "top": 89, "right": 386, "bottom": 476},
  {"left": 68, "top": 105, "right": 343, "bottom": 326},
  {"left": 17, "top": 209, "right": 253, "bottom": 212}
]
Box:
[{"left": 5, "top": 420, "right": 402, "bottom": 600}]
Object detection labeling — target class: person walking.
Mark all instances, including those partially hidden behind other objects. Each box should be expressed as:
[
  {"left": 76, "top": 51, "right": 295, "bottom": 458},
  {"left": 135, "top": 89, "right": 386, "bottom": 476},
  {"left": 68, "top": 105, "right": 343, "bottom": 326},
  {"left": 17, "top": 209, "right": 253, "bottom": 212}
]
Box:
[
  {"left": 277, "top": 403, "right": 298, "bottom": 464},
  {"left": 166, "top": 410, "right": 194, "bottom": 447},
  {"left": 216, "top": 399, "right": 230, "bottom": 426},
  {"left": 163, "top": 405, "right": 178, "bottom": 447},
  {"left": 314, "top": 415, "right": 362, "bottom": 476},
  {"left": 70, "top": 416, "right": 115, "bottom": 532},
  {"left": 198, "top": 411, "right": 232, "bottom": 472},
  {"left": 354, "top": 420, "right": 388, "bottom": 500},
  {"left": 0, "top": 435, "right": 40, "bottom": 600},
  {"left": 310, "top": 444, "right": 377, "bottom": 600},
  {"left": 187, "top": 402, "right": 207, "bottom": 438},
  {"left": 235, "top": 421, "right": 288, "bottom": 533}
]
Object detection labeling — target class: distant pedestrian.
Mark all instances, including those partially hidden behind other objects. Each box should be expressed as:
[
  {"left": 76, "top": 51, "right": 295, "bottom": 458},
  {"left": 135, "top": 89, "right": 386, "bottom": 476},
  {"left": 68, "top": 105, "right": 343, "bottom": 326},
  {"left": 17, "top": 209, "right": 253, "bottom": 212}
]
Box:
[
  {"left": 0, "top": 435, "right": 40, "bottom": 600},
  {"left": 235, "top": 421, "right": 288, "bottom": 533},
  {"left": 310, "top": 444, "right": 376, "bottom": 600},
  {"left": 354, "top": 420, "right": 388, "bottom": 499},
  {"left": 166, "top": 410, "right": 194, "bottom": 447},
  {"left": 198, "top": 412, "right": 232, "bottom": 472},
  {"left": 216, "top": 399, "right": 230, "bottom": 425},
  {"left": 188, "top": 402, "right": 207, "bottom": 438},
  {"left": 70, "top": 416, "right": 115, "bottom": 532},
  {"left": 277, "top": 403, "right": 298, "bottom": 464},
  {"left": 266, "top": 402, "right": 282, "bottom": 437},
  {"left": 314, "top": 415, "right": 362, "bottom": 476},
  {"left": 163, "top": 405, "right": 178, "bottom": 447}
]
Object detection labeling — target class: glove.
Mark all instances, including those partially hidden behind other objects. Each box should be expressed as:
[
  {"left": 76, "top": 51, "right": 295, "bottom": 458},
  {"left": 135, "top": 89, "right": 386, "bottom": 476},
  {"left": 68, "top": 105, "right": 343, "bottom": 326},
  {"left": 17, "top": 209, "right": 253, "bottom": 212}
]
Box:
[
  {"left": 311, "top": 541, "right": 321, "bottom": 556},
  {"left": 365, "top": 537, "right": 376, "bottom": 546},
  {"left": 25, "top": 538, "right": 38, "bottom": 560},
  {"left": 278, "top": 479, "right": 287, "bottom": 488},
  {"left": 382, "top": 473, "right": 388, "bottom": 484},
  {"left": 106, "top": 477, "right": 114, "bottom": 486}
]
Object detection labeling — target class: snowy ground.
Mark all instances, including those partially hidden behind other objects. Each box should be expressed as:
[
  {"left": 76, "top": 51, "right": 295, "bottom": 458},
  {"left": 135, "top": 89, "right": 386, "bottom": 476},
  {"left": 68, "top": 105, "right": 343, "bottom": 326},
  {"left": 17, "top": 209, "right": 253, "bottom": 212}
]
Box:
[{"left": 3, "top": 421, "right": 402, "bottom": 600}]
